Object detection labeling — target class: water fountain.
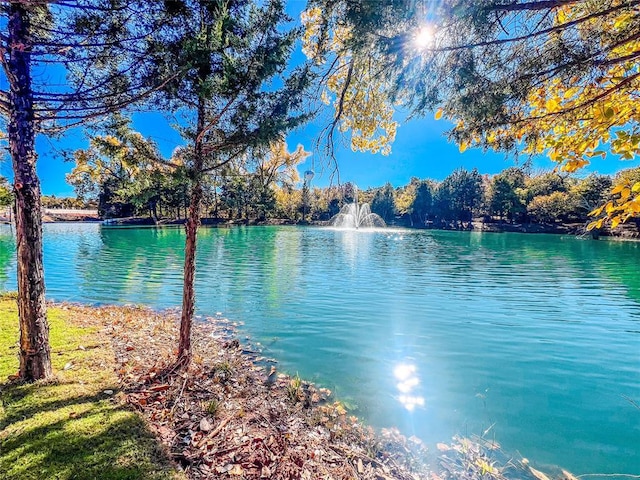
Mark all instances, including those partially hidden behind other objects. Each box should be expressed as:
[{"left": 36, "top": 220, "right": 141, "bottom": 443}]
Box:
[{"left": 329, "top": 188, "right": 386, "bottom": 229}]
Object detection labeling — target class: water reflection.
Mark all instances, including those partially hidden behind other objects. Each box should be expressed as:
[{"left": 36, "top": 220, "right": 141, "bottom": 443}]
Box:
[
  {"left": 75, "top": 226, "right": 185, "bottom": 305},
  {"left": 0, "top": 228, "right": 14, "bottom": 284}
]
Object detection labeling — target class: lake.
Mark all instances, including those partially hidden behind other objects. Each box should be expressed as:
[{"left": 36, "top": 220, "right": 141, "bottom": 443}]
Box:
[{"left": 0, "top": 223, "right": 638, "bottom": 475}]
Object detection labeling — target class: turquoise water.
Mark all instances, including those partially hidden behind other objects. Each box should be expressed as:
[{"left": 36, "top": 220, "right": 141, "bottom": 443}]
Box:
[{"left": 0, "top": 224, "right": 639, "bottom": 474}]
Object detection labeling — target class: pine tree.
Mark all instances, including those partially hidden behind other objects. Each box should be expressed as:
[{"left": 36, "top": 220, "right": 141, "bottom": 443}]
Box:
[
  {"left": 144, "top": 0, "right": 312, "bottom": 368},
  {"left": 1, "top": 1, "right": 171, "bottom": 381}
]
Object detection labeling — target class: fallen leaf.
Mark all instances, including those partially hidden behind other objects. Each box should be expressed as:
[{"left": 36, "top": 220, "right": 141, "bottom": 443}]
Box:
[
  {"left": 63, "top": 362, "right": 73, "bottom": 370},
  {"left": 529, "top": 466, "right": 552, "bottom": 480},
  {"left": 149, "top": 384, "right": 170, "bottom": 392},
  {"left": 200, "top": 417, "right": 213, "bottom": 432},
  {"left": 357, "top": 458, "right": 364, "bottom": 473},
  {"left": 229, "top": 464, "right": 243, "bottom": 476},
  {"left": 103, "top": 389, "right": 114, "bottom": 395},
  {"left": 562, "top": 470, "right": 580, "bottom": 480}
]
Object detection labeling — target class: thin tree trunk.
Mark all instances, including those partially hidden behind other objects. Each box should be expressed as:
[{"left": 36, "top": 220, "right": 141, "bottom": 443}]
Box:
[
  {"left": 8, "top": 4, "right": 52, "bottom": 381},
  {"left": 213, "top": 175, "right": 218, "bottom": 218},
  {"left": 177, "top": 96, "right": 205, "bottom": 367}
]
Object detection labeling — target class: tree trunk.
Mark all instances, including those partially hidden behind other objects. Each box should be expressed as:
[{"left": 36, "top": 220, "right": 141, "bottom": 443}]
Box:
[
  {"left": 177, "top": 97, "right": 205, "bottom": 367},
  {"left": 8, "top": 4, "right": 52, "bottom": 381}
]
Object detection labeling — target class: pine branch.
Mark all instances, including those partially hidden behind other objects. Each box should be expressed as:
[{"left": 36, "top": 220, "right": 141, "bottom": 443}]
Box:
[{"left": 484, "top": 0, "right": 583, "bottom": 12}]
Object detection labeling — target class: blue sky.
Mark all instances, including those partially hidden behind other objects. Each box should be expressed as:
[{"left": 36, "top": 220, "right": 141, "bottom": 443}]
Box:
[{"left": 0, "top": 1, "right": 634, "bottom": 196}]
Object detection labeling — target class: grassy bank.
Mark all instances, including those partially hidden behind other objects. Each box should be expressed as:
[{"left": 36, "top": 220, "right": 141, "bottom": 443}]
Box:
[{"left": 0, "top": 295, "right": 181, "bottom": 480}]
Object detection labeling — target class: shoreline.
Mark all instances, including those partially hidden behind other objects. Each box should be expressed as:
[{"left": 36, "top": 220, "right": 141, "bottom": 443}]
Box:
[
  {"left": 66, "top": 303, "right": 581, "bottom": 480},
  {"left": 62, "top": 302, "right": 436, "bottom": 479},
  {"left": 1, "top": 204, "right": 638, "bottom": 242},
  {"left": 20, "top": 214, "right": 639, "bottom": 242},
  {"left": 2, "top": 298, "right": 570, "bottom": 480}
]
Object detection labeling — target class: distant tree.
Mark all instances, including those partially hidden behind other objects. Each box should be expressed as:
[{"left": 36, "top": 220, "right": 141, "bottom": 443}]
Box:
[
  {"left": 326, "top": 187, "right": 343, "bottom": 219},
  {"left": 251, "top": 142, "right": 310, "bottom": 220},
  {"left": 41, "top": 195, "right": 94, "bottom": 210},
  {"left": 488, "top": 167, "right": 526, "bottom": 221},
  {"left": 411, "top": 179, "right": 434, "bottom": 226},
  {"left": 370, "top": 182, "right": 395, "bottom": 222},
  {"left": 0, "top": 177, "right": 12, "bottom": 209},
  {"left": 570, "top": 174, "right": 613, "bottom": 220},
  {"left": 523, "top": 172, "right": 568, "bottom": 205},
  {"left": 253, "top": 142, "right": 310, "bottom": 192},
  {"left": 356, "top": 187, "right": 375, "bottom": 207},
  {"left": 342, "top": 182, "right": 357, "bottom": 203},
  {"left": 395, "top": 178, "right": 418, "bottom": 224},
  {"left": 274, "top": 186, "right": 302, "bottom": 220},
  {"left": 435, "top": 168, "right": 483, "bottom": 222},
  {"left": 220, "top": 174, "right": 251, "bottom": 221},
  {"left": 309, "top": 187, "right": 329, "bottom": 220},
  {"left": 528, "top": 192, "right": 578, "bottom": 224},
  {"left": 66, "top": 120, "right": 172, "bottom": 219}
]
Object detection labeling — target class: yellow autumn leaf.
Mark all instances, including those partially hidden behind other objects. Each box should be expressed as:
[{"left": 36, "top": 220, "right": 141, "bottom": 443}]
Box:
[
  {"left": 459, "top": 141, "right": 468, "bottom": 153},
  {"left": 563, "top": 87, "right": 578, "bottom": 99},
  {"left": 605, "top": 201, "right": 615, "bottom": 214},
  {"left": 611, "top": 216, "right": 621, "bottom": 229},
  {"left": 611, "top": 184, "right": 625, "bottom": 194},
  {"left": 434, "top": 108, "right": 443, "bottom": 120},
  {"left": 335, "top": 403, "right": 347, "bottom": 415},
  {"left": 589, "top": 205, "right": 604, "bottom": 216},
  {"left": 545, "top": 98, "right": 559, "bottom": 112}
]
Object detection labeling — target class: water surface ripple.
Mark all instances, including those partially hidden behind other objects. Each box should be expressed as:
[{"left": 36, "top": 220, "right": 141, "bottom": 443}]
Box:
[{"left": 0, "top": 224, "right": 639, "bottom": 474}]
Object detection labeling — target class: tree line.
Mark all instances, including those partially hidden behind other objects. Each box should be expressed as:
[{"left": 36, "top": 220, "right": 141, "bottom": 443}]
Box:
[
  {"left": 66, "top": 135, "right": 640, "bottom": 230},
  {"left": 360, "top": 168, "right": 633, "bottom": 229}
]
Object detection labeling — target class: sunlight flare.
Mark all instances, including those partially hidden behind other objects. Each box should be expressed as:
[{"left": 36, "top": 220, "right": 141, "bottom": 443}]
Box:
[{"left": 414, "top": 25, "right": 435, "bottom": 49}]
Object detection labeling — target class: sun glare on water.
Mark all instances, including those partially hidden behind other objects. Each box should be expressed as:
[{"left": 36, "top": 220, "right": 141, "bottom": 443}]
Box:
[{"left": 393, "top": 363, "right": 425, "bottom": 412}]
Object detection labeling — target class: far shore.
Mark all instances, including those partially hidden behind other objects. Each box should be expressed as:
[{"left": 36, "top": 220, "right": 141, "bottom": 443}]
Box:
[{"left": 5, "top": 210, "right": 635, "bottom": 241}]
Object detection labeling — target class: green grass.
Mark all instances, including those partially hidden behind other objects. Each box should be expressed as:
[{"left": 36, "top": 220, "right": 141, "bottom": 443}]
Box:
[{"left": 0, "top": 295, "right": 181, "bottom": 480}]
